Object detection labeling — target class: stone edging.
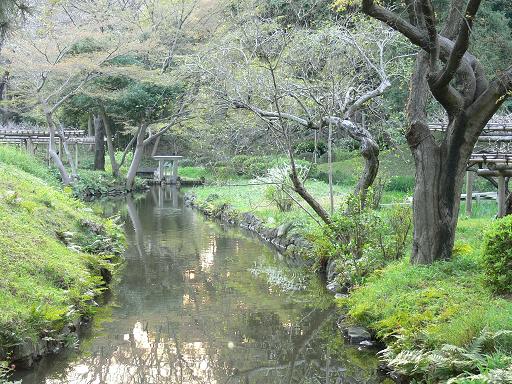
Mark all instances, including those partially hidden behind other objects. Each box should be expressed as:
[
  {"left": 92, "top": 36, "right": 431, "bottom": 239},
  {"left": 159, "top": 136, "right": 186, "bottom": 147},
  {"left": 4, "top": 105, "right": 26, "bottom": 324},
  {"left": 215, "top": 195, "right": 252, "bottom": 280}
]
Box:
[{"left": 183, "top": 192, "right": 312, "bottom": 266}]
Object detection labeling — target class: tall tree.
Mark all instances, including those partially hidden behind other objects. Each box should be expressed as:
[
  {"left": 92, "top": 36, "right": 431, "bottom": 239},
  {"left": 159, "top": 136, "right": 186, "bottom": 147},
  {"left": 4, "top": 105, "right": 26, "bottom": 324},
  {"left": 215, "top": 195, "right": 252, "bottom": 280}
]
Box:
[{"left": 353, "top": 0, "right": 512, "bottom": 264}]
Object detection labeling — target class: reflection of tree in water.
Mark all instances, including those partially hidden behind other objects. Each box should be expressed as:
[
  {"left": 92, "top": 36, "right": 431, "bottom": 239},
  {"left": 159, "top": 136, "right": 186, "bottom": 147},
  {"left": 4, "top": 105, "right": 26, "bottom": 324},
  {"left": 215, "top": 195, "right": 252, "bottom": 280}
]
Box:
[
  {"left": 44, "top": 307, "right": 380, "bottom": 383},
  {"left": 35, "top": 187, "right": 382, "bottom": 384}
]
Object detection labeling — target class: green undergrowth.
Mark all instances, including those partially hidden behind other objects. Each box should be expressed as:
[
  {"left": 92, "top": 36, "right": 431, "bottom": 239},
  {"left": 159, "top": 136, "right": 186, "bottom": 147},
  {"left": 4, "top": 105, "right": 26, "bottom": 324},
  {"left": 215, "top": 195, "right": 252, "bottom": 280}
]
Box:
[
  {"left": 0, "top": 158, "right": 125, "bottom": 357},
  {"left": 343, "top": 217, "right": 512, "bottom": 379},
  {"left": 179, "top": 166, "right": 209, "bottom": 180},
  {"left": 315, "top": 146, "right": 415, "bottom": 190},
  {"left": 188, "top": 179, "right": 353, "bottom": 234}
]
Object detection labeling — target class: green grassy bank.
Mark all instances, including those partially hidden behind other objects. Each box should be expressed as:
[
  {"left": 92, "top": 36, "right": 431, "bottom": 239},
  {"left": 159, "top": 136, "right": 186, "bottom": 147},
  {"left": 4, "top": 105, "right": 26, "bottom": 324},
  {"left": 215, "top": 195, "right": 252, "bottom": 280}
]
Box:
[{"left": 0, "top": 147, "right": 124, "bottom": 368}]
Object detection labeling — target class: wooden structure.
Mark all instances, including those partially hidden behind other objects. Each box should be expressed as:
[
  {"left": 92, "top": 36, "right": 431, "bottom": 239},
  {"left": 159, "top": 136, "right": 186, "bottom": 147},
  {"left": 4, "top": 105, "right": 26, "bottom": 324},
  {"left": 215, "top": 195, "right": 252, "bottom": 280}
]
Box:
[
  {"left": 429, "top": 121, "right": 512, "bottom": 217},
  {"left": 0, "top": 126, "right": 95, "bottom": 166},
  {"left": 153, "top": 155, "right": 183, "bottom": 185}
]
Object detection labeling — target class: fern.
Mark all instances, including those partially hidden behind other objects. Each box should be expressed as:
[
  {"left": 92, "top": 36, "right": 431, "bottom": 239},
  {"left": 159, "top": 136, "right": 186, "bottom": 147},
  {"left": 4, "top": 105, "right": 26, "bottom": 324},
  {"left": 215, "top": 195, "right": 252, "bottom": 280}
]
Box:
[{"left": 381, "top": 330, "right": 512, "bottom": 383}]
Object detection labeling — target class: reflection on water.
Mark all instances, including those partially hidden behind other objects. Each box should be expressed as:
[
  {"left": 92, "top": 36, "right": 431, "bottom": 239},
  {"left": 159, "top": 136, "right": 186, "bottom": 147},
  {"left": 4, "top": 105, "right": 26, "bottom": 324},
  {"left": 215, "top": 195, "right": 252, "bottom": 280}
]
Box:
[{"left": 15, "top": 186, "right": 384, "bottom": 384}]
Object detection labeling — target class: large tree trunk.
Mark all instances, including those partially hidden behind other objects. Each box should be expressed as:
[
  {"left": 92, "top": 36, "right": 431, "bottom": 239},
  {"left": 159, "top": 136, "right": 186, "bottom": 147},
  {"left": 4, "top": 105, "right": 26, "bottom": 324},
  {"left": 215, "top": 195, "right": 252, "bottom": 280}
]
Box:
[
  {"left": 100, "top": 109, "right": 120, "bottom": 177},
  {"left": 409, "top": 130, "right": 465, "bottom": 263},
  {"left": 125, "top": 124, "right": 147, "bottom": 190},
  {"left": 93, "top": 114, "right": 105, "bottom": 171}
]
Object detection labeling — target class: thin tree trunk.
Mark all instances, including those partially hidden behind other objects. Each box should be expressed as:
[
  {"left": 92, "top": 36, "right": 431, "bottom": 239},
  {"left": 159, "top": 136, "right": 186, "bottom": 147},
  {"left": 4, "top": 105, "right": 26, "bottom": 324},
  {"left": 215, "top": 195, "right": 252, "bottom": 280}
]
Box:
[
  {"left": 126, "top": 123, "right": 147, "bottom": 190},
  {"left": 151, "top": 135, "right": 161, "bottom": 157},
  {"left": 289, "top": 150, "right": 331, "bottom": 225},
  {"left": 100, "top": 109, "right": 120, "bottom": 177},
  {"left": 56, "top": 123, "right": 78, "bottom": 178},
  {"left": 45, "top": 112, "right": 72, "bottom": 185},
  {"left": 87, "top": 114, "right": 94, "bottom": 152},
  {"left": 328, "top": 122, "right": 334, "bottom": 215},
  {"left": 93, "top": 114, "right": 105, "bottom": 171}
]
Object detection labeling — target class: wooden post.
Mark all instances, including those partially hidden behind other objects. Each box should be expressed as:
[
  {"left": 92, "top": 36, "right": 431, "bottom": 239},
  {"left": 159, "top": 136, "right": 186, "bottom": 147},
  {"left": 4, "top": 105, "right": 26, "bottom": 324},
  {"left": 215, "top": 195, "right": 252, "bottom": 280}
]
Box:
[
  {"left": 171, "top": 159, "right": 178, "bottom": 184},
  {"left": 498, "top": 174, "right": 506, "bottom": 218},
  {"left": 466, "top": 171, "right": 474, "bottom": 216},
  {"left": 75, "top": 142, "right": 79, "bottom": 168},
  {"left": 29, "top": 137, "right": 35, "bottom": 155},
  {"left": 158, "top": 159, "right": 164, "bottom": 182}
]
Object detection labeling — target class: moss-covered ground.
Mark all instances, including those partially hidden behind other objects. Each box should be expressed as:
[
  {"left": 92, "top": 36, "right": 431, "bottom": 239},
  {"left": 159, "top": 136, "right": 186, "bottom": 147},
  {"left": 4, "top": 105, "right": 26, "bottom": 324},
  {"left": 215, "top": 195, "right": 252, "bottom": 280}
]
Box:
[{"left": 0, "top": 146, "right": 124, "bottom": 357}]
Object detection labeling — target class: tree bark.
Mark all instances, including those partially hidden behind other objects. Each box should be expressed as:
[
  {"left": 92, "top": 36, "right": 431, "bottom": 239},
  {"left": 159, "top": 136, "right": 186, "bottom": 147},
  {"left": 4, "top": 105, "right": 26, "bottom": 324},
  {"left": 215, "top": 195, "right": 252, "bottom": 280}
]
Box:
[
  {"left": 125, "top": 123, "right": 147, "bottom": 190},
  {"left": 45, "top": 111, "right": 72, "bottom": 185},
  {"left": 93, "top": 114, "right": 105, "bottom": 171},
  {"left": 100, "top": 109, "right": 120, "bottom": 177},
  {"left": 87, "top": 114, "right": 94, "bottom": 152}
]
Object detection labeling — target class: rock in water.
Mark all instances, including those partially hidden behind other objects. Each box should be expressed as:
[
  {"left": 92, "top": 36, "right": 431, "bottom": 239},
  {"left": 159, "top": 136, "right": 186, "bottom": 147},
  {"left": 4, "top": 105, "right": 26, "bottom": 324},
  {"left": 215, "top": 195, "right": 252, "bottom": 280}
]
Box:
[{"left": 346, "top": 326, "right": 372, "bottom": 344}]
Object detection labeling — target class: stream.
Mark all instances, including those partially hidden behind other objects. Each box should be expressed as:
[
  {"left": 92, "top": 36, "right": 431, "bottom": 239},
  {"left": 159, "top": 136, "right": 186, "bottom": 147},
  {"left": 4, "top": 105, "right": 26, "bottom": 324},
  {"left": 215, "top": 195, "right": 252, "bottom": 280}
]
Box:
[{"left": 14, "top": 186, "right": 385, "bottom": 384}]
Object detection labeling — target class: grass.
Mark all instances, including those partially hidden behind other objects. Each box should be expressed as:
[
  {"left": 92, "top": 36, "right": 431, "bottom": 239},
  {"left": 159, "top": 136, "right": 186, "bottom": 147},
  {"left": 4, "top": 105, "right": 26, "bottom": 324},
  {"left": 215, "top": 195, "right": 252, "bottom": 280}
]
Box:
[
  {"left": 179, "top": 166, "right": 209, "bottom": 180},
  {"left": 0, "top": 148, "right": 124, "bottom": 355},
  {"left": 315, "top": 146, "right": 415, "bottom": 187},
  {"left": 187, "top": 179, "right": 353, "bottom": 233},
  {"left": 345, "top": 215, "right": 512, "bottom": 354}
]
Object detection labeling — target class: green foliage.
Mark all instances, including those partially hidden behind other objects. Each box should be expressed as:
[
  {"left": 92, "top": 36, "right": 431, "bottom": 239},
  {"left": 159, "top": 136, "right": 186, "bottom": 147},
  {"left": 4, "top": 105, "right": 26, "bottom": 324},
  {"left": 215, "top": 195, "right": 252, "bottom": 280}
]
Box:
[
  {"left": 70, "top": 169, "right": 133, "bottom": 197},
  {"left": 385, "top": 175, "right": 415, "bottom": 193},
  {"left": 0, "top": 146, "right": 57, "bottom": 186},
  {"left": 258, "top": 164, "right": 309, "bottom": 212},
  {"left": 0, "top": 150, "right": 124, "bottom": 351},
  {"left": 230, "top": 155, "right": 312, "bottom": 178},
  {"left": 258, "top": 0, "right": 335, "bottom": 26},
  {"left": 105, "top": 54, "right": 149, "bottom": 68},
  {"left": 311, "top": 192, "right": 411, "bottom": 286},
  {"left": 68, "top": 37, "right": 103, "bottom": 55},
  {"left": 482, "top": 215, "right": 512, "bottom": 294},
  {"left": 346, "top": 216, "right": 512, "bottom": 352},
  {"left": 295, "top": 140, "right": 327, "bottom": 156},
  {"left": 178, "top": 166, "right": 208, "bottom": 180},
  {"left": 381, "top": 330, "right": 512, "bottom": 383},
  {"left": 0, "top": 360, "right": 19, "bottom": 384},
  {"left": 112, "top": 82, "right": 184, "bottom": 123}
]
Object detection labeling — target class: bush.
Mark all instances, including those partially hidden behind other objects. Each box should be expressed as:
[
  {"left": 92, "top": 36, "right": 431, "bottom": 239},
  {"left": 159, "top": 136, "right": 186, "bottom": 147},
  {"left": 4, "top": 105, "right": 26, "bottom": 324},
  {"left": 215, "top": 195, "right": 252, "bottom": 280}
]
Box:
[
  {"left": 294, "top": 140, "right": 327, "bottom": 156},
  {"left": 311, "top": 191, "right": 411, "bottom": 286},
  {"left": 257, "top": 164, "right": 308, "bottom": 212},
  {"left": 385, "top": 175, "right": 415, "bottom": 193},
  {"left": 314, "top": 169, "right": 358, "bottom": 186},
  {"left": 229, "top": 155, "right": 312, "bottom": 178},
  {"left": 483, "top": 215, "right": 512, "bottom": 293}
]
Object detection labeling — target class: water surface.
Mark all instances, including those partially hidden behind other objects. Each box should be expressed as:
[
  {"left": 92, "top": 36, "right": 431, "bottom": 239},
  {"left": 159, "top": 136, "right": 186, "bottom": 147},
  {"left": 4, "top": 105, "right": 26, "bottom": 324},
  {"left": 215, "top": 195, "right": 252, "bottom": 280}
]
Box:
[{"left": 15, "top": 186, "right": 383, "bottom": 384}]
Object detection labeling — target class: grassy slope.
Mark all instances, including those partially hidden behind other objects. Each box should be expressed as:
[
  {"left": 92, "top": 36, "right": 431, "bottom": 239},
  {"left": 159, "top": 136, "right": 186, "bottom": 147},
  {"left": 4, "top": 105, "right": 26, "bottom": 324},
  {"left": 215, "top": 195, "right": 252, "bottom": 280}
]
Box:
[
  {"left": 316, "top": 146, "right": 415, "bottom": 184},
  {"left": 0, "top": 147, "right": 123, "bottom": 351},
  {"left": 346, "top": 216, "right": 512, "bottom": 351}
]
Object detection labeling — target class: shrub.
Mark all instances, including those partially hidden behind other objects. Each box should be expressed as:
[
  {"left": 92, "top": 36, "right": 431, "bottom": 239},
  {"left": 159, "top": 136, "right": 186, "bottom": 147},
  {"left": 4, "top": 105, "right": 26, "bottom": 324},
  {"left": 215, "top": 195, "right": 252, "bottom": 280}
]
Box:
[
  {"left": 294, "top": 140, "right": 327, "bottom": 156},
  {"left": 482, "top": 215, "right": 512, "bottom": 293},
  {"left": 257, "top": 163, "right": 308, "bottom": 212},
  {"left": 311, "top": 191, "right": 411, "bottom": 286},
  {"left": 378, "top": 204, "right": 413, "bottom": 260},
  {"left": 385, "top": 175, "right": 415, "bottom": 193}
]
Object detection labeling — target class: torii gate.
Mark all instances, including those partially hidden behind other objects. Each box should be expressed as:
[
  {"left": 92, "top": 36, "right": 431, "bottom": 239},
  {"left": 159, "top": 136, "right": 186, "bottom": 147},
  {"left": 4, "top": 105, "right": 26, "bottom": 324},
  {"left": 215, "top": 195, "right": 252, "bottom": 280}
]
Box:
[{"left": 429, "top": 121, "right": 512, "bottom": 217}]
